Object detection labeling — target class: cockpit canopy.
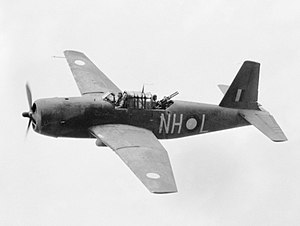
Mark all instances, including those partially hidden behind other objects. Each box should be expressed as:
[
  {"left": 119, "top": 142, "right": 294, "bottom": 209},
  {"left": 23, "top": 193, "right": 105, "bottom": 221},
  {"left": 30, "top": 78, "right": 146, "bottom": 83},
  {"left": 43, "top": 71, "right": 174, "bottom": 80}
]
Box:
[
  {"left": 102, "top": 92, "right": 116, "bottom": 103},
  {"left": 103, "top": 91, "right": 156, "bottom": 109},
  {"left": 125, "top": 91, "right": 153, "bottom": 109},
  {"left": 103, "top": 90, "right": 178, "bottom": 110}
]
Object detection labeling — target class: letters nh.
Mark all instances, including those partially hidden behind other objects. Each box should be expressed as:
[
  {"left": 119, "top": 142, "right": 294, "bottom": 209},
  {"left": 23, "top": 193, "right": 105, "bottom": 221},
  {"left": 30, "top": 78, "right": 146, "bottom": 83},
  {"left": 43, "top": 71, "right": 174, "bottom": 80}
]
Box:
[{"left": 159, "top": 113, "right": 207, "bottom": 134}]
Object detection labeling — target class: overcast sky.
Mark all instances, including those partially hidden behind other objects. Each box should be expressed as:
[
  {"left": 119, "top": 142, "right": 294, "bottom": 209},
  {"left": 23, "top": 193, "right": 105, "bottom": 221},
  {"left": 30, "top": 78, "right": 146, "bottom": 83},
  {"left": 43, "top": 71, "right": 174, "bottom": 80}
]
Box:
[{"left": 1, "top": 0, "right": 300, "bottom": 225}]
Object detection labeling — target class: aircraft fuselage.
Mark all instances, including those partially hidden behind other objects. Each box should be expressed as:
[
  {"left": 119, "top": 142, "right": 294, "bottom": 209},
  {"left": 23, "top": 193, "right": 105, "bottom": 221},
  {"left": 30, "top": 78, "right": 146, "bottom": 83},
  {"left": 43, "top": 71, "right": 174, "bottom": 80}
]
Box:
[
  {"left": 32, "top": 96, "right": 249, "bottom": 139},
  {"left": 21, "top": 51, "right": 287, "bottom": 194}
]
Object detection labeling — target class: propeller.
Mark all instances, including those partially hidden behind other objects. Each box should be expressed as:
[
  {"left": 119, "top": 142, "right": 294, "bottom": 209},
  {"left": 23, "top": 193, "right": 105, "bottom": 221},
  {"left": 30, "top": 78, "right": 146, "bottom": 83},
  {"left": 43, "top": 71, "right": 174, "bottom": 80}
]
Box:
[
  {"left": 25, "top": 83, "right": 32, "bottom": 109},
  {"left": 22, "top": 83, "right": 34, "bottom": 137}
]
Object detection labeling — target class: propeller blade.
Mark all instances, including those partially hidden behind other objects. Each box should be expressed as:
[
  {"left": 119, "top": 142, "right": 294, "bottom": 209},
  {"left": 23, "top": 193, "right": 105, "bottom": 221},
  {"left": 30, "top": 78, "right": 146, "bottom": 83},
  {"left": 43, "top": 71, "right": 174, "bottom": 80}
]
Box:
[
  {"left": 26, "top": 83, "right": 32, "bottom": 109},
  {"left": 25, "top": 118, "right": 32, "bottom": 137}
]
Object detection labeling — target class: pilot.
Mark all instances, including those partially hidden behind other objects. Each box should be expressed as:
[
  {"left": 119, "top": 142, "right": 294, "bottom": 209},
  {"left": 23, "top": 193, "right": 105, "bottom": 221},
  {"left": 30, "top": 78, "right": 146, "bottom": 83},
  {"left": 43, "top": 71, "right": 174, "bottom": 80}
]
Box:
[
  {"left": 116, "top": 92, "right": 127, "bottom": 108},
  {"left": 116, "top": 92, "right": 123, "bottom": 106},
  {"left": 152, "top": 95, "right": 158, "bottom": 108}
]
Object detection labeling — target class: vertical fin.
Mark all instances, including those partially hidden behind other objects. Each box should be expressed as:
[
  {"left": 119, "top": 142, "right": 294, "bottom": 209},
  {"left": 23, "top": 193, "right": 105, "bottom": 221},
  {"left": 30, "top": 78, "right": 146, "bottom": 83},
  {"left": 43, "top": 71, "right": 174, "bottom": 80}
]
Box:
[{"left": 219, "top": 61, "right": 260, "bottom": 109}]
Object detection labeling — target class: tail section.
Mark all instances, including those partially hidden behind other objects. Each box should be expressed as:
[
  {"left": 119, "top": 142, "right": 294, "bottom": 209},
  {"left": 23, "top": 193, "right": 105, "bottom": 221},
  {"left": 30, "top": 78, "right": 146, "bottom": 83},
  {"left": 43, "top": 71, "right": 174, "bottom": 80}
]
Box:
[
  {"left": 219, "top": 61, "right": 287, "bottom": 142},
  {"left": 219, "top": 61, "right": 260, "bottom": 110}
]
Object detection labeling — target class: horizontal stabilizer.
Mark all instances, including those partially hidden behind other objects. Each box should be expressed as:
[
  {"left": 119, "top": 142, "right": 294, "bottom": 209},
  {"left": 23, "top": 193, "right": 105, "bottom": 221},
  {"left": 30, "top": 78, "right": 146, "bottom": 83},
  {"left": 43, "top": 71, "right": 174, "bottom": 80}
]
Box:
[
  {"left": 240, "top": 110, "right": 287, "bottom": 142},
  {"left": 218, "top": 84, "right": 229, "bottom": 95}
]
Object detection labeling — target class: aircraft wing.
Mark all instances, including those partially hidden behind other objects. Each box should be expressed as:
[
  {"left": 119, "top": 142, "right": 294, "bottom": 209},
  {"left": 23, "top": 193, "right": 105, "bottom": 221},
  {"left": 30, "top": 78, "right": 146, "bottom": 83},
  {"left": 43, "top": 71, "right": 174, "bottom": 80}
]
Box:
[
  {"left": 64, "top": 50, "right": 121, "bottom": 95},
  {"left": 89, "top": 124, "right": 177, "bottom": 194}
]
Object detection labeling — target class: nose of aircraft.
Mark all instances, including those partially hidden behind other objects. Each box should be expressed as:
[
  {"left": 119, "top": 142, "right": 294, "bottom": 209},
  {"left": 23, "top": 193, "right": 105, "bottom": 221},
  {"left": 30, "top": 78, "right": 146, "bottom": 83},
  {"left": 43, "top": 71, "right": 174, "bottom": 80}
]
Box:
[{"left": 22, "top": 104, "right": 38, "bottom": 134}]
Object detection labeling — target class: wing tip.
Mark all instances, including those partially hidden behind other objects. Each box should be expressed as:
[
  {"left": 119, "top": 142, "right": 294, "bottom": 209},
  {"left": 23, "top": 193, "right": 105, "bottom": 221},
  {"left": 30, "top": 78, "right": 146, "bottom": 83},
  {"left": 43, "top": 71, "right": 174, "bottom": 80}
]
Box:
[
  {"left": 152, "top": 190, "right": 178, "bottom": 194},
  {"left": 272, "top": 137, "right": 288, "bottom": 142},
  {"left": 149, "top": 183, "right": 178, "bottom": 194},
  {"left": 63, "top": 50, "right": 84, "bottom": 56}
]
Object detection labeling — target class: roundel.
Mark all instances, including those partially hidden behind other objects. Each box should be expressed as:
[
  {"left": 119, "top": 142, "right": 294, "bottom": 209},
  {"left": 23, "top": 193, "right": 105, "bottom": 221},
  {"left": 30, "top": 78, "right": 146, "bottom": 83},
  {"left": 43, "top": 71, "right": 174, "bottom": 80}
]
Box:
[
  {"left": 186, "top": 117, "right": 198, "bottom": 130},
  {"left": 74, "top": 60, "right": 85, "bottom": 66}
]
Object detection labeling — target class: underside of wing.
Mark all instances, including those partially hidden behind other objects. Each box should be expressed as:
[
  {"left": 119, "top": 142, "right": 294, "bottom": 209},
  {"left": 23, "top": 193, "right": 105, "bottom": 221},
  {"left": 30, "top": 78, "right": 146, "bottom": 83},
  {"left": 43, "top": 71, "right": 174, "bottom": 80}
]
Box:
[
  {"left": 89, "top": 124, "right": 177, "bottom": 194},
  {"left": 64, "top": 50, "right": 121, "bottom": 95}
]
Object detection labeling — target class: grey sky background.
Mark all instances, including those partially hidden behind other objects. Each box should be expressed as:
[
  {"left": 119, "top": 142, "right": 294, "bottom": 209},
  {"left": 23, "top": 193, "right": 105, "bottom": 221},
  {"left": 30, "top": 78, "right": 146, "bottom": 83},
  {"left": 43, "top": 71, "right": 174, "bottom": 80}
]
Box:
[{"left": 1, "top": 0, "right": 300, "bottom": 225}]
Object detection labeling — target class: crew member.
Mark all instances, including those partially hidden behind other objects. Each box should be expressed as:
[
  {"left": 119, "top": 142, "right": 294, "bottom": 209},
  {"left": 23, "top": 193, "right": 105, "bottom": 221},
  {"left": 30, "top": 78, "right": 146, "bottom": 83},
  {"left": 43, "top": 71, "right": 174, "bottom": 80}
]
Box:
[{"left": 116, "top": 92, "right": 123, "bottom": 106}]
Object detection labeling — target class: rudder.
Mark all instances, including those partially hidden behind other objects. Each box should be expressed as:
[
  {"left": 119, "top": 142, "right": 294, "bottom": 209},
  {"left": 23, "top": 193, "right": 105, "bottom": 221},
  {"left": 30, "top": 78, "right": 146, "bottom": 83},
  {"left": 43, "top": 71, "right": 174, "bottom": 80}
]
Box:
[{"left": 219, "top": 61, "right": 260, "bottom": 110}]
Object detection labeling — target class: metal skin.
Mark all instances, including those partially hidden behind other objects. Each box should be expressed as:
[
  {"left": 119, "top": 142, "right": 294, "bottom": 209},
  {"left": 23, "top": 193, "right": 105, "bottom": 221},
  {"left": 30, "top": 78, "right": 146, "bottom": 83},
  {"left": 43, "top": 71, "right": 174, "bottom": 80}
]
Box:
[
  {"left": 31, "top": 96, "right": 249, "bottom": 139},
  {"left": 23, "top": 50, "right": 287, "bottom": 194}
]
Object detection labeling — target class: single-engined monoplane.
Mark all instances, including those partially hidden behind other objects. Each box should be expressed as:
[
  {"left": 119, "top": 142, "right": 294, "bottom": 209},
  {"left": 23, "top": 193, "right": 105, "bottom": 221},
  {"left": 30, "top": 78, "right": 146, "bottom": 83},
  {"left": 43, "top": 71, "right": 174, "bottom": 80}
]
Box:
[{"left": 22, "top": 50, "right": 287, "bottom": 193}]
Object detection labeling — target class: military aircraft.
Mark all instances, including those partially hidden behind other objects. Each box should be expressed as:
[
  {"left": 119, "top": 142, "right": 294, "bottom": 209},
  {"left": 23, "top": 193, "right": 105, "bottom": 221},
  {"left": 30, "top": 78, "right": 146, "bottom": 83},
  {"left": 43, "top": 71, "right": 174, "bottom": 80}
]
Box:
[{"left": 22, "top": 50, "right": 287, "bottom": 194}]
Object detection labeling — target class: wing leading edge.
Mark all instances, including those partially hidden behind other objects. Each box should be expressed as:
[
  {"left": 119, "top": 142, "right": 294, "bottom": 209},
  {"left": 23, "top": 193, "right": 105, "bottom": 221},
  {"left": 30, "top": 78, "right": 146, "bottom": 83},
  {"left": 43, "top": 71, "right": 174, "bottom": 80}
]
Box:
[
  {"left": 89, "top": 124, "right": 177, "bottom": 194},
  {"left": 64, "top": 50, "right": 121, "bottom": 95}
]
